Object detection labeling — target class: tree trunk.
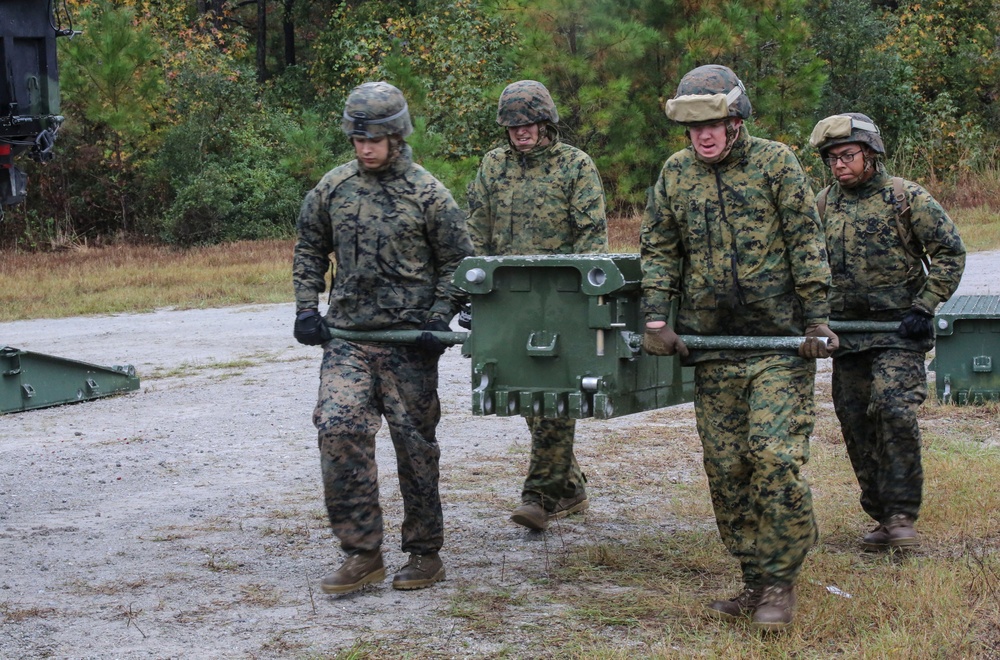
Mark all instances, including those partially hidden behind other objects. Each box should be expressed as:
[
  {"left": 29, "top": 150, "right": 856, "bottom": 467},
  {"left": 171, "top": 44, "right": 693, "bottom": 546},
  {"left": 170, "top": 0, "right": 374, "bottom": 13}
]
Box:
[
  {"left": 257, "top": 0, "right": 268, "bottom": 83},
  {"left": 283, "top": 0, "right": 295, "bottom": 67}
]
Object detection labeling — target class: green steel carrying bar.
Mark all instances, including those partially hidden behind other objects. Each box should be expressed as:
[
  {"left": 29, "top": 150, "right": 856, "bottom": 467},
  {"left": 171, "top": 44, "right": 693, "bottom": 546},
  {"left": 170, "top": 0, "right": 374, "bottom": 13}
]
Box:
[{"left": 1, "top": 346, "right": 140, "bottom": 415}]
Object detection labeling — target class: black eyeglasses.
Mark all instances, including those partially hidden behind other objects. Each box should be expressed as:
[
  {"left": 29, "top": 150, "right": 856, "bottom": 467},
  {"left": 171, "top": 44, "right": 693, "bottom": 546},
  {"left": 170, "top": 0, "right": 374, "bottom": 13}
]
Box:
[{"left": 823, "top": 150, "right": 863, "bottom": 166}]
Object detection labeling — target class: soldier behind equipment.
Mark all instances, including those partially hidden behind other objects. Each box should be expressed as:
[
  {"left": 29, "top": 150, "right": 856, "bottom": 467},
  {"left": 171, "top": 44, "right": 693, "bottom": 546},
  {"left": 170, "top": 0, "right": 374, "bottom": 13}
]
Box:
[
  {"left": 467, "top": 79, "right": 608, "bottom": 532},
  {"left": 809, "top": 112, "right": 966, "bottom": 553},
  {"left": 640, "top": 64, "right": 837, "bottom": 632},
  {"left": 292, "top": 81, "right": 473, "bottom": 595}
]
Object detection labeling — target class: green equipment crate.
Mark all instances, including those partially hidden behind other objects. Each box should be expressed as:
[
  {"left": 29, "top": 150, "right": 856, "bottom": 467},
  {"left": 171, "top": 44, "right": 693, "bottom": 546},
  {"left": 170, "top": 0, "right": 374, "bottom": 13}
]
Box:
[
  {"left": 933, "top": 295, "right": 1000, "bottom": 404},
  {"left": 454, "top": 254, "right": 694, "bottom": 420}
]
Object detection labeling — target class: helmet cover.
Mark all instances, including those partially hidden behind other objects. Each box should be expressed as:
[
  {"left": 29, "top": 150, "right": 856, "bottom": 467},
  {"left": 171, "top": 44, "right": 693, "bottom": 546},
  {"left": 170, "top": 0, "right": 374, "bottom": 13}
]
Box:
[
  {"left": 809, "top": 112, "right": 885, "bottom": 155},
  {"left": 496, "top": 80, "right": 559, "bottom": 127},
  {"left": 665, "top": 64, "right": 752, "bottom": 125},
  {"left": 342, "top": 81, "right": 413, "bottom": 139}
]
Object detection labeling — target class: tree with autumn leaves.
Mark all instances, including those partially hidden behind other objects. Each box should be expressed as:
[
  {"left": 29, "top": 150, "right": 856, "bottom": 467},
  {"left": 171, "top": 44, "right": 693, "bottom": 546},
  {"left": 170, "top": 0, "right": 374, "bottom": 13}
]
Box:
[{"left": 6, "top": 0, "right": 998, "bottom": 247}]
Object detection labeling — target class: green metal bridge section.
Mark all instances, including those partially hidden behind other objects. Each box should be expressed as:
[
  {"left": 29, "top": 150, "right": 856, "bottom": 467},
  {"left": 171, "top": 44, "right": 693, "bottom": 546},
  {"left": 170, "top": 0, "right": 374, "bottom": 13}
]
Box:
[{"left": 1, "top": 346, "right": 140, "bottom": 415}]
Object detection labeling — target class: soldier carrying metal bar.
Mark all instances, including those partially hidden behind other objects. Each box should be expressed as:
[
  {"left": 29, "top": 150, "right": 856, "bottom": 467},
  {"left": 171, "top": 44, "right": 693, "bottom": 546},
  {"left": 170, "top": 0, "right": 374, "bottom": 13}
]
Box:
[
  {"left": 467, "top": 80, "right": 608, "bottom": 532},
  {"left": 640, "top": 64, "right": 837, "bottom": 631},
  {"left": 292, "top": 81, "right": 473, "bottom": 595},
  {"left": 810, "top": 112, "right": 966, "bottom": 553}
]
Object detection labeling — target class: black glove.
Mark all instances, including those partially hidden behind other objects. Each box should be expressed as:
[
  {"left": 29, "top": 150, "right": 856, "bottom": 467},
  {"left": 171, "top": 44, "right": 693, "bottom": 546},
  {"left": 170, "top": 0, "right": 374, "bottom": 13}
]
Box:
[
  {"left": 457, "top": 303, "right": 472, "bottom": 330},
  {"left": 293, "top": 309, "right": 331, "bottom": 346},
  {"left": 415, "top": 319, "right": 451, "bottom": 356},
  {"left": 898, "top": 307, "right": 934, "bottom": 340}
]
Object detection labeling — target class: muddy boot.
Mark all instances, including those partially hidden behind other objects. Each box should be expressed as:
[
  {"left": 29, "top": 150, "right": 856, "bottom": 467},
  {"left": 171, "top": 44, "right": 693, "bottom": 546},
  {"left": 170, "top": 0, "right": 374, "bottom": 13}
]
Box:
[
  {"left": 510, "top": 502, "right": 548, "bottom": 531},
  {"left": 549, "top": 492, "right": 589, "bottom": 520},
  {"left": 751, "top": 584, "right": 795, "bottom": 631},
  {"left": 707, "top": 586, "right": 760, "bottom": 620},
  {"left": 886, "top": 513, "right": 919, "bottom": 549},
  {"left": 320, "top": 549, "right": 386, "bottom": 594},
  {"left": 862, "top": 523, "right": 891, "bottom": 552},
  {"left": 392, "top": 552, "right": 446, "bottom": 590}
]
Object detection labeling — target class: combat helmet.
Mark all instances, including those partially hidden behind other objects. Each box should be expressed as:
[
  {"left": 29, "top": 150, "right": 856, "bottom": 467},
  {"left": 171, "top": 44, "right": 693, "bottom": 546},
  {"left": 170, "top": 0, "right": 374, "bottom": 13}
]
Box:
[
  {"left": 341, "top": 81, "right": 413, "bottom": 139},
  {"left": 809, "top": 112, "right": 884, "bottom": 155},
  {"left": 496, "top": 80, "right": 559, "bottom": 127},
  {"left": 665, "top": 64, "right": 752, "bottom": 126}
]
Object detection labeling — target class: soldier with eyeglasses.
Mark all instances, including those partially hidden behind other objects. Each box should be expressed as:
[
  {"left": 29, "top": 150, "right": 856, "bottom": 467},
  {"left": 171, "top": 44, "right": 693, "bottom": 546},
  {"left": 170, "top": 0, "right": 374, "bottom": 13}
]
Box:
[{"left": 809, "top": 113, "right": 966, "bottom": 553}]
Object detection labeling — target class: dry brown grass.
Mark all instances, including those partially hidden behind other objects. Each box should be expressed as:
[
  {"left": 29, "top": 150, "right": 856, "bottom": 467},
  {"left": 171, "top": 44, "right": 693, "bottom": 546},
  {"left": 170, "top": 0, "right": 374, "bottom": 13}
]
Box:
[
  {"left": 0, "top": 239, "right": 294, "bottom": 322},
  {"left": 609, "top": 205, "right": 997, "bottom": 254}
]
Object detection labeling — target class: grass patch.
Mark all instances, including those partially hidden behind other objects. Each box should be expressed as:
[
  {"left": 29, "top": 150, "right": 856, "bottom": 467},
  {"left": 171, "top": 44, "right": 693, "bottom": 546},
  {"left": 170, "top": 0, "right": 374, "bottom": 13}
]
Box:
[
  {"left": 0, "top": 239, "right": 295, "bottom": 322},
  {"left": 0, "top": 204, "right": 994, "bottom": 324}
]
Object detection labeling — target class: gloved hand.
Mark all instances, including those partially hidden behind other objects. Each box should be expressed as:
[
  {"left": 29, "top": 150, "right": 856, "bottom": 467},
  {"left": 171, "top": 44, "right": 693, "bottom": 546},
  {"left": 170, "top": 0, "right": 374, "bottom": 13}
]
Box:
[
  {"left": 457, "top": 303, "right": 472, "bottom": 330},
  {"left": 415, "top": 319, "right": 451, "bottom": 356},
  {"left": 799, "top": 323, "right": 839, "bottom": 359},
  {"left": 898, "top": 307, "right": 935, "bottom": 340},
  {"left": 642, "top": 322, "right": 689, "bottom": 357},
  {"left": 293, "top": 308, "right": 331, "bottom": 346}
]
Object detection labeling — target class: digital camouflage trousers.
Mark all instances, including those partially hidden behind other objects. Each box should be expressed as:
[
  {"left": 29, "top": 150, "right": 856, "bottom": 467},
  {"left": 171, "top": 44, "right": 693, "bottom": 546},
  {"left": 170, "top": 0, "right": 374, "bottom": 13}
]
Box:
[
  {"left": 313, "top": 339, "right": 444, "bottom": 555},
  {"left": 521, "top": 417, "right": 586, "bottom": 512},
  {"left": 832, "top": 347, "right": 927, "bottom": 523},
  {"left": 694, "top": 354, "right": 819, "bottom": 587}
]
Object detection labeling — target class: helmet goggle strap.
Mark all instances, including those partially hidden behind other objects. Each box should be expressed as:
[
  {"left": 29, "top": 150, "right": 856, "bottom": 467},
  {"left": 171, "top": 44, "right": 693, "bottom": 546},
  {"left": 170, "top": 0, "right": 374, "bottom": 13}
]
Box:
[
  {"left": 666, "top": 85, "right": 744, "bottom": 124},
  {"left": 344, "top": 102, "right": 409, "bottom": 136},
  {"left": 809, "top": 115, "right": 879, "bottom": 147}
]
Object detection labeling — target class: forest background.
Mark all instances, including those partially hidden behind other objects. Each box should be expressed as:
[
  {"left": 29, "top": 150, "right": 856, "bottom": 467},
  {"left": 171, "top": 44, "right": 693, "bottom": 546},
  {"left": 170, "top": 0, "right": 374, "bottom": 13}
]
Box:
[{"left": 3, "top": 0, "right": 999, "bottom": 249}]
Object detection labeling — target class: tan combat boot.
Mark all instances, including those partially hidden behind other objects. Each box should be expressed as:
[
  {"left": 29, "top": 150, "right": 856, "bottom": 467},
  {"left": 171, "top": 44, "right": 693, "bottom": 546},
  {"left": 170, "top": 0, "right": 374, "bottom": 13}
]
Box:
[
  {"left": 510, "top": 502, "right": 548, "bottom": 531},
  {"left": 751, "top": 583, "right": 795, "bottom": 631},
  {"left": 707, "top": 586, "right": 760, "bottom": 620},
  {"left": 320, "top": 549, "right": 385, "bottom": 594},
  {"left": 392, "top": 552, "right": 445, "bottom": 590},
  {"left": 862, "top": 523, "right": 891, "bottom": 552},
  {"left": 885, "top": 513, "right": 919, "bottom": 549},
  {"left": 549, "top": 492, "right": 589, "bottom": 520}
]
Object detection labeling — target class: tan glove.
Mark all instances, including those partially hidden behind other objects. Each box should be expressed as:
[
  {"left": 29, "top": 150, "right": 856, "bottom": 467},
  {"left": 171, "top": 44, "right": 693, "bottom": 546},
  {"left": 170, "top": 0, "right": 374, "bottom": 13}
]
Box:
[
  {"left": 799, "top": 323, "right": 839, "bottom": 359},
  {"left": 642, "top": 321, "right": 690, "bottom": 357}
]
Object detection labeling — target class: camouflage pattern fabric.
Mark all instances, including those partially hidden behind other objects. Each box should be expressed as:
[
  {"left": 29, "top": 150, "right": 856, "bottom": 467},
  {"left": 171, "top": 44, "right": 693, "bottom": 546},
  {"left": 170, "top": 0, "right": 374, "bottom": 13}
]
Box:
[
  {"left": 294, "top": 143, "right": 474, "bottom": 329},
  {"left": 314, "top": 339, "right": 444, "bottom": 554},
  {"left": 468, "top": 126, "right": 607, "bottom": 256},
  {"left": 824, "top": 163, "right": 966, "bottom": 354},
  {"left": 295, "top": 143, "right": 471, "bottom": 555},
  {"left": 341, "top": 81, "right": 413, "bottom": 139},
  {"left": 823, "top": 161, "right": 963, "bottom": 528},
  {"left": 468, "top": 125, "right": 607, "bottom": 511},
  {"left": 669, "top": 64, "right": 752, "bottom": 122},
  {"left": 641, "top": 124, "right": 826, "bottom": 586},
  {"left": 695, "top": 355, "right": 819, "bottom": 586},
  {"left": 521, "top": 417, "right": 586, "bottom": 510},
  {"left": 495, "top": 80, "right": 559, "bottom": 127},
  {"left": 831, "top": 348, "right": 926, "bottom": 523},
  {"left": 640, "top": 126, "right": 831, "bottom": 364}
]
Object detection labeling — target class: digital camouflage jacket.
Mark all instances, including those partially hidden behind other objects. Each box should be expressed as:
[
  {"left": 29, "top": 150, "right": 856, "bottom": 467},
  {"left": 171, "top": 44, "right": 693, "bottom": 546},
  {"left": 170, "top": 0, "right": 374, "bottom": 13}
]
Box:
[
  {"left": 822, "top": 163, "right": 966, "bottom": 353},
  {"left": 467, "top": 128, "right": 608, "bottom": 256},
  {"left": 293, "top": 144, "right": 473, "bottom": 330},
  {"left": 640, "top": 127, "right": 831, "bottom": 362}
]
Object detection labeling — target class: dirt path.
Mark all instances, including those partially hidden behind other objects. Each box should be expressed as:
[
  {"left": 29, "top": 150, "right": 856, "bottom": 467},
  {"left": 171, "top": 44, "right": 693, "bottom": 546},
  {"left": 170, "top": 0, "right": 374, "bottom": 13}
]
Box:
[{"left": 0, "top": 251, "right": 995, "bottom": 657}]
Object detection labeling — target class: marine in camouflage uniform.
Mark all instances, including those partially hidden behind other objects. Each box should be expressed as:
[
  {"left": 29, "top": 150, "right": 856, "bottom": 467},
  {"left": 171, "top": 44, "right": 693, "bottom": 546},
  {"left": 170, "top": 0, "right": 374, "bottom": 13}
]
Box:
[
  {"left": 809, "top": 113, "right": 966, "bottom": 551},
  {"left": 293, "top": 81, "right": 473, "bottom": 594},
  {"left": 640, "top": 65, "right": 836, "bottom": 631},
  {"left": 467, "top": 80, "right": 608, "bottom": 531}
]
